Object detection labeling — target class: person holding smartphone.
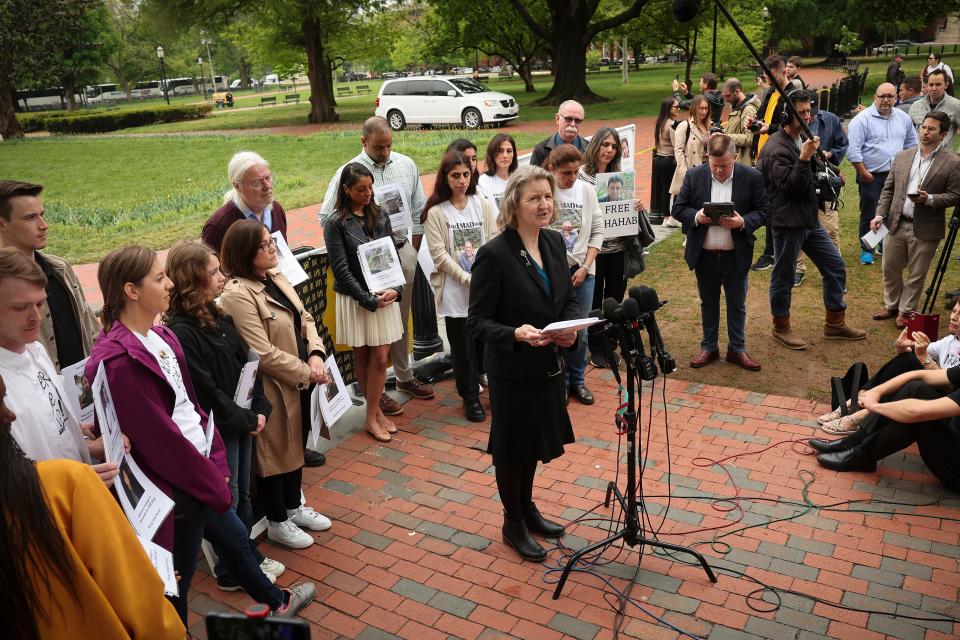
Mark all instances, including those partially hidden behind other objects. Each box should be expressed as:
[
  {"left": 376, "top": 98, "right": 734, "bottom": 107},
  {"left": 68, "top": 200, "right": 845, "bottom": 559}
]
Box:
[{"left": 870, "top": 112, "right": 960, "bottom": 329}]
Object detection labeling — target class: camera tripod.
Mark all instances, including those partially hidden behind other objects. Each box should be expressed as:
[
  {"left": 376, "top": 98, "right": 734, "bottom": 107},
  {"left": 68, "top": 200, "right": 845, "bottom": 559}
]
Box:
[
  {"left": 551, "top": 324, "right": 717, "bottom": 600},
  {"left": 921, "top": 208, "right": 960, "bottom": 314}
]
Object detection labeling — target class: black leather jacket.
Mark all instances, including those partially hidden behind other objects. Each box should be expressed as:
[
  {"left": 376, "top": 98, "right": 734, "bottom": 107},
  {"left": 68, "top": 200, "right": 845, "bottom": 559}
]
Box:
[{"left": 323, "top": 211, "right": 402, "bottom": 312}]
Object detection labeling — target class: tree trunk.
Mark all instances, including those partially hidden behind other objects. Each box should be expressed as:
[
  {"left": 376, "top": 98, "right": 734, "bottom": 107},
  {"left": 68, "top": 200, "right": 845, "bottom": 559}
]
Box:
[
  {"left": 239, "top": 58, "right": 252, "bottom": 89},
  {"left": 685, "top": 29, "right": 697, "bottom": 88},
  {"left": 64, "top": 76, "right": 78, "bottom": 111},
  {"left": 301, "top": 17, "right": 339, "bottom": 124},
  {"left": 518, "top": 63, "right": 536, "bottom": 92},
  {"left": 536, "top": 32, "right": 605, "bottom": 104},
  {"left": 0, "top": 78, "right": 22, "bottom": 139}
]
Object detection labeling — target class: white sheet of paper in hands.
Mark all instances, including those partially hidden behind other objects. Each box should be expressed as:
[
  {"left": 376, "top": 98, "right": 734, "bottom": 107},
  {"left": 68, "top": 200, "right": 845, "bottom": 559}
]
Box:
[
  {"left": 542, "top": 318, "right": 603, "bottom": 334},
  {"left": 273, "top": 231, "right": 309, "bottom": 286},
  {"left": 861, "top": 224, "right": 889, "bottom": 249},
  {"left": 137, "top": 536, "right": 179, "bottom": 597}
]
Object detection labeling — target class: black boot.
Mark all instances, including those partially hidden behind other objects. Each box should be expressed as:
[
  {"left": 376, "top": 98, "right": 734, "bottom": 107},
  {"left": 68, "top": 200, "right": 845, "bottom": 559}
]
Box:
[
  {"left": 808, "top": 438, "right": 850, "bottom": 454},
  {"left": 502, "top": 516, "right": 546, "bottom": 561},
  {"left": 817, "top": 448, "right": 877, "bottom": 473},
  {"left": 523, "top": 503, "right": 565, "bottom": 538}
]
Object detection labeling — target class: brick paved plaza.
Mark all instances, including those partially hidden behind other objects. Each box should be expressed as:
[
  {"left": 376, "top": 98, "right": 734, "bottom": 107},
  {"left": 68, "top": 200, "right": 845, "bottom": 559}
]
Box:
[{"left": 183, "top": 368, "right": 960, "bottom": 640}]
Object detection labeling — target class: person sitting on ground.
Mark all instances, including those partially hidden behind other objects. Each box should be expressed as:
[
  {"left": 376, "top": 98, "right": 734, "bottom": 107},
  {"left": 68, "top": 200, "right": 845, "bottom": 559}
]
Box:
[
  {"left": 202, "top": 151, "right": 288, "bottom": 253},
  {"left": 810, "top": 364, "right": 960, "bottom": 492},
  {"left": 0, "top": 373, "right": 185, "bottom": 640},
  {"left": 817, "top": 300, "right": 960, "bottom": 435}
]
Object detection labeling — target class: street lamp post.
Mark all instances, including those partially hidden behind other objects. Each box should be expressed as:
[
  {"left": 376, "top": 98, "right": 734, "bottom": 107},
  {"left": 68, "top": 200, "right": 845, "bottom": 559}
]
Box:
[
  {"left": 198, "top": 57, "right": 207, "bottom": 98},
  {"left": 201, "top": 38, "right": 217, "bottom": 90},
  {"left": 156, "top": 46, "right": 170, "bottom": 105}
]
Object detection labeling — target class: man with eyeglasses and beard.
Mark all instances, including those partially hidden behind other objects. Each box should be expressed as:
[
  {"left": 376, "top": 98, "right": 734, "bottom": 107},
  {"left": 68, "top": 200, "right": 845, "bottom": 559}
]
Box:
[
  {"left": 530, "top": 101, "right": 588, "bottom": 167},
  {"left": 202, "top": 151, "right": 288, "bottom": 253},
  {"left": 848, "top": 83, "right": 918, "bottom": 267}
]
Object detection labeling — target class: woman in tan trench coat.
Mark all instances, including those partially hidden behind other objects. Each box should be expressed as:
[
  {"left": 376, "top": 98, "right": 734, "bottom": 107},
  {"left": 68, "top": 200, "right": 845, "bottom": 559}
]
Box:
[{"left": 219, "top": 220, "right": 332, "bottom": 550}]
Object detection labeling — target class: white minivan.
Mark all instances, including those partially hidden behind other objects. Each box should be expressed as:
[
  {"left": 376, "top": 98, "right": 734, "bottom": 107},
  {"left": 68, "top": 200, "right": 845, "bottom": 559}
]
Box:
[{"left": 374, "top": 76, "right": 519, "bottom": 130}]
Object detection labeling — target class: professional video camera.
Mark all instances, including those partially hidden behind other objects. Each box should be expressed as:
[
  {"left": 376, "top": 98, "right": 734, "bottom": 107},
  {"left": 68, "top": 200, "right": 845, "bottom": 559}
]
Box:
[
  {"left": 816, "top": 163, "right": 844, "bottom": 202},
  {"left": 747, "top": 118, "right": 765, "bottom": 133}
]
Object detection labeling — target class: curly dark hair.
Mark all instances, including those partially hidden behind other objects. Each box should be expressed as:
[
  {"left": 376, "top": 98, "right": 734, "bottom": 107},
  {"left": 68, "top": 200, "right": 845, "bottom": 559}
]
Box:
[{"left": 164, "top": 240, "right": 221, "bottom": 330}]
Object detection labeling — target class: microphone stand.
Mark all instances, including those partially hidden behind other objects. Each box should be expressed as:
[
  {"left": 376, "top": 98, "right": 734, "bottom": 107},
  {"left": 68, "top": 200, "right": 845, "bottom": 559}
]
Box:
[
  {"left": 712, "top": 0, "right": 830, "bottom": 166},
  {"left": 552, "top": 318, "right": 717, "bottom": 600}
]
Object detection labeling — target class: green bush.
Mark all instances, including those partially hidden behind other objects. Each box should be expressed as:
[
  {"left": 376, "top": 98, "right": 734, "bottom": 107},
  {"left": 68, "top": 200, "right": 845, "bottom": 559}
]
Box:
[{"left": 43, "top": 104, "right": 212, "bottom": 134}]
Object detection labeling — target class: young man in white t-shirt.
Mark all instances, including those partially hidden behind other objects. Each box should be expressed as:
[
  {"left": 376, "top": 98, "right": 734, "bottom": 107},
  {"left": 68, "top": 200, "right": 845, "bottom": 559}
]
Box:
[{"left": 0, "top": 248, "right": 120, "bottom": 484}]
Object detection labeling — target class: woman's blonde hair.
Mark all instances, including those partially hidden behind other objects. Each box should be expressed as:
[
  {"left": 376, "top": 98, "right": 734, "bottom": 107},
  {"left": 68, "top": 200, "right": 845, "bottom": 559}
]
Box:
[{"left": 496, "top": 165, "right": 558, "bottom": 230}]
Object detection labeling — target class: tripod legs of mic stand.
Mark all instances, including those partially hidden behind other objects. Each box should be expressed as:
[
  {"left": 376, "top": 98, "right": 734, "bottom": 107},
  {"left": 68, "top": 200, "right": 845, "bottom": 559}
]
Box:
[{"left": 551, "top": 481, "right": 718, "bottom": 600}]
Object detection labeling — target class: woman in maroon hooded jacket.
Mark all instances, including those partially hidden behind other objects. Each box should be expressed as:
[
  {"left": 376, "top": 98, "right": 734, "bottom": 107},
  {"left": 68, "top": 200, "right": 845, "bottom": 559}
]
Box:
[{"left": 86, "top": 245, "right": 315, "bottom": 624}]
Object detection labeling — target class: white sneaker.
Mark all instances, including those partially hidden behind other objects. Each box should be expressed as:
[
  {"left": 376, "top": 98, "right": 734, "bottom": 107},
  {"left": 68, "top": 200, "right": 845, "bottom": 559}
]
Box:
[
  {"left": 289, "top": 505, "right": 332, "bottom": 531},
  {"left": 268, "top": 520, "right": 314, "bottom": 549},
  {"left": 260, "top": 557, "right": 286, "bottom": 578},
  {"left": 663, "top": 216, "right": 682, "bottom": 228}
]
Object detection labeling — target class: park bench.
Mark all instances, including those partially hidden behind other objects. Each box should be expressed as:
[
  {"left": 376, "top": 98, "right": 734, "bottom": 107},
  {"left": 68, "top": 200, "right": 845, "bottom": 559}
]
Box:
[
  {"left": 336, "top": 86, "right": 353, "bottom": 97},
  {"left": 498, "top": 69, "right": 512, "bottom": 79},
  {"left": 356, "top": 85, "right": 372, "bottom": 95},
  {"left": 259, "top": 96, "right": 277, "bottom": 107},
  {"left": 284, "top": 94, "right": 300, "bottom": 104}
]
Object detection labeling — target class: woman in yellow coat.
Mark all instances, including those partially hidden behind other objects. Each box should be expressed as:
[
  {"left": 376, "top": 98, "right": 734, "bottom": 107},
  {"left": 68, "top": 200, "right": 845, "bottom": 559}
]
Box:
[{"left": 0, "top": 374, "right": 184, "bottom": 640}]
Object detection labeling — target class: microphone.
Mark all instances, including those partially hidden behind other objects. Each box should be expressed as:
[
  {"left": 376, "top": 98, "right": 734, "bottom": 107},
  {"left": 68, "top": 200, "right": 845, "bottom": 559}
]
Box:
[
  {"left": 629, "top": 286, "right": 677, "bottom": 374},
  {"left": 671, "top": 0, "right": 701, "bottom": 23},
  {"left": 591, "top": 304, "right": 621, "bottom": 383},
  {"left": 602, "top": 297, "right": 620, "bottom": 322}
]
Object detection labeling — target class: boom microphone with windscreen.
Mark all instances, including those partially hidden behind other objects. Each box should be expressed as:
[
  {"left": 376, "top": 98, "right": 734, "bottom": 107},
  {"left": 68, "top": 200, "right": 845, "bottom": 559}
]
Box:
[{"left": 671, "top": 0, "right": 701, "bottom": 22}]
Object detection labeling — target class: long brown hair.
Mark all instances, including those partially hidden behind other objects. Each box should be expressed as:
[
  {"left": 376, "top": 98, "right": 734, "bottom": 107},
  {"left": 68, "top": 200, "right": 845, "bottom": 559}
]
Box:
[
  {"left": 165, "top": 240, "right": 221, "bottom": 330},
  {"left": 581, "top": 127, "right": 622, "bottom": 177},
  {"left": 420, "top": 151, "right": 478, "bottom": 224},
  {"left": 97, "top": 245, "right": 156, "bottom": 332}
]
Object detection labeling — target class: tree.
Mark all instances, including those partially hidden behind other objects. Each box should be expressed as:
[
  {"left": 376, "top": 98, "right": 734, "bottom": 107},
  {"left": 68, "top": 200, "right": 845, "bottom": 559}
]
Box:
[
  {"left": 0, "top": 0, "right": 100, "bottom": 138},
  {"left": 53, "top": 5, "right": 115, "bottom": 110},
  {"left": 102, "top": 0, "right": 161, "bottom": 102},
  {"left": 622, "top": 0, "right": 707, "bottom": 85},
  {"left": 506, "top": 0, "right": 651, "bottom": 104},
  {"left": 427, "top": 0, "right": 549, "bottom": 92},
  {"left": 148, "top": 0, "right": 382, "bottom": 124}
]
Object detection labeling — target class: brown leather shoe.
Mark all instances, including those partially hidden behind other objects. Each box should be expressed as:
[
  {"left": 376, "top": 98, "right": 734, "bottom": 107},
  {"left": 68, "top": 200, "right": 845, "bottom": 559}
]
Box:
[
  {"left": 379, "top": 392, "right": 404, "bottom": 416},
  {"left": 872, "top": 307, "right": 897, "bottom": 321},
  {"left": 689, "top": 350, "right": 720, "bottom": 368},
  {"left": 725, "top": 350, "right": 761, "bottom": 371},
  {"left": 895, "top": 311, "right": 914, "bottom": 329},
  {"left": 396, "top": 378, "right": 435, "bottom": 399}
]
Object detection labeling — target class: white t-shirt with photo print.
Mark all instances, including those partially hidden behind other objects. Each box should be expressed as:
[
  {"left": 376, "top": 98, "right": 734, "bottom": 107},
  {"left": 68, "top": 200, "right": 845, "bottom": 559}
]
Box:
[
  {"left": 1, "top": 342, "right": 90, "bottom": 464},
  {"left": 552, "top": 180, "right": 604, "bottom": 275},
  {"left": 133, "top": 329, "right": 206, "bottom": 453},
  {"left": 438, "top": 195, "right": 486, "bottom": 319},
  {"left": 477, "top": 173, "right": 509, "bottom": 211}
]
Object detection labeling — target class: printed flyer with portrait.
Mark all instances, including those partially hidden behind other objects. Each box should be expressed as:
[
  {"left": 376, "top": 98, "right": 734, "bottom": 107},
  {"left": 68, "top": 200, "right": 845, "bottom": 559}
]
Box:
[
  {"left": 309, "top": 355, "right": 350, "bottom": 448},
  {"left": 552, "top": 183, "right": 585, "bottom": 260},
  {"left": 374, "top": 183, "right": 413, "bottom": 233},
  {"left": 272, "top": 231, "right": 309, "bottom": 286},
  {"left": 233, "top": 349, "right": 260, "bottom": 410},
  {"left": 92, "top": 363, "right": 175, "bottom": 543},
  {"left": 618, "top": 125, "right": 636, "bottom": 173},
  {"left": 358, "top": 236, "right": 405, "bottom": 291},
  {"left": 61, "top": 357, "right": 94, "bottom": 423},
  {"left": 595, "top": 172, "right": 638, "bottom": 239}
]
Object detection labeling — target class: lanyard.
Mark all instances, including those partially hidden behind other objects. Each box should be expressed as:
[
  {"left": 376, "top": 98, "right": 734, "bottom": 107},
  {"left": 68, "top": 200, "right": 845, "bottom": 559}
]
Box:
[{"left": 911, "top": 147, "right": 938, "bottom": 190}]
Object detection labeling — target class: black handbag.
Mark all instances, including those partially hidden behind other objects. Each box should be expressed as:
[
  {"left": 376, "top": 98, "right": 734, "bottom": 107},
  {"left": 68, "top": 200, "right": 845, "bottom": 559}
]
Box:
[{"left": 831, "top": 362, "right": 868, "bottom": 416}]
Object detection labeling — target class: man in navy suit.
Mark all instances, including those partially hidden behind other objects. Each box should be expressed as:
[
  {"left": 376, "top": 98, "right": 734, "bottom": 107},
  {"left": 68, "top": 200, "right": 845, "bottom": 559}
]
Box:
[{"left": 672, "top": 134, "right": 769, "bottom": 371}]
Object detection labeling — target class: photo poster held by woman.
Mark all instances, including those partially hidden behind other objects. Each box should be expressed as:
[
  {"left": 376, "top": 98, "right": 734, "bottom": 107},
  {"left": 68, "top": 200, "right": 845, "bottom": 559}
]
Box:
[{"left": 596, "top": 172, "right": 639, "bottom": 239}]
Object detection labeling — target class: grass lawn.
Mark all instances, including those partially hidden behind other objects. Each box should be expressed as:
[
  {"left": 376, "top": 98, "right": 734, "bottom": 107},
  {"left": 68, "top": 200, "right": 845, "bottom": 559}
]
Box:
[
  {"left": 0, "top": 130, "right": 545, "bottom": 263},
  {"left": 638, "top": 160, "right": 960, "bottom": 403}
]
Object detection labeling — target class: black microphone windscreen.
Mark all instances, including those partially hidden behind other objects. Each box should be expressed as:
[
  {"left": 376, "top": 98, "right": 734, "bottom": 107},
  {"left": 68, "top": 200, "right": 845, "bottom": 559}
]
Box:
[
  {"left": 602, "top": 297, "right": 619, "bottom": 321},
  {"left": 621, "top": 297, "right": 641, "bottom": 320},
  {"left": 672, "top": 0, "right": 701, "bottom": 22},
  {"left": 630, "top": 285, "right": 661, "bottom": 313}
]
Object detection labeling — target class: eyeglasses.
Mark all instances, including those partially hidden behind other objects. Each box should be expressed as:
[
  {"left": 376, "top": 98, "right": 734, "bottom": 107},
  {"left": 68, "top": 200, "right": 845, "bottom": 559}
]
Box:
[
  {"left": 258, "top": 237, "right": 279, "bottom": 253},
  {"left": 243, "top": 175, "right": 274, "bottom": 189},
  {"left": 875, "top": 94, "right": 896, "bottom": 101},
  {"left": 560, "top": 115, "right": 584, "bottom": 125}
]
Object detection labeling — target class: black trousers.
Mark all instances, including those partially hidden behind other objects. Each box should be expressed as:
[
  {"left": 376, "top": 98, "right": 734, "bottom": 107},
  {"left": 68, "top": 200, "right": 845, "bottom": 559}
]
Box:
[
  {"left": 863, "top": 351, "right": 923, "bottom": 390},
  {"left": 256, "top": 468, "right": 303, "bottom": 523},
  {"left": 445, "top": 316, "right": 480, "bottom": 401},
  {"left": 651, "top": 153, "right": 676, "bottom": 216},
  {"left": 839, "top": 381, "right": 960, "bottom": 492},
  {"left": 591, "top": 251, "right": 627, "bottom": 310},
  {"left": 495, "top": 460, "right": 538, "bottom": 522}
]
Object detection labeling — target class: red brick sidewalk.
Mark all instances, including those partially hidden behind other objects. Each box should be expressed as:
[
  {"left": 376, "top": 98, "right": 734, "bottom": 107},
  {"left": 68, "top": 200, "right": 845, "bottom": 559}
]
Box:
[{"left": 186, "top": 369, "right": 960, "bottom": 640}]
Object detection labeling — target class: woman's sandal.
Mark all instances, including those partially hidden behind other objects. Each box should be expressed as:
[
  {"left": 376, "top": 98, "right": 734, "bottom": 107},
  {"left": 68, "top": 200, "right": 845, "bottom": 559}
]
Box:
[
  {"left": 817, "top": 407, "right": 842, "bottom": 425},
  {"left": 365, "top": 425, "right": 392, "bottom": 442},
  {"left": 821, "top": 414, "right": 861, "bottom": 435}
]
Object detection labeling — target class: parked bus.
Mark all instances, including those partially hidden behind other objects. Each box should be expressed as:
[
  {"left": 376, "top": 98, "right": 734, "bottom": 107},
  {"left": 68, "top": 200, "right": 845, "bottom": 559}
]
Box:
[
  {"left": 14, "top": 87, "right": 82, "bottom": 111},
  {"left": 84, "top": 84, "right": 129, "bottom": 103}
]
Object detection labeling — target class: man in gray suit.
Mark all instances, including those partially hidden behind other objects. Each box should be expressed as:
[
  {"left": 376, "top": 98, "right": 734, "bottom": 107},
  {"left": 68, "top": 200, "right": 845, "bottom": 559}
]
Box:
[{"left": 871, "top": 112, "right": 960, "bottom": 328}]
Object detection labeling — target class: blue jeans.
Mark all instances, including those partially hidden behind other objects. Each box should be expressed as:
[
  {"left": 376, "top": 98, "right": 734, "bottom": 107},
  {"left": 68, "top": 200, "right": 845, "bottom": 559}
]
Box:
[
  {"left": 213, "top": 433, "right": 263, "bottom": 579},
  {"left": 770, "top": 225, "right": 846, "bottom": 318},
  {"left": 168, "top": 496, "right": 208, "bottom": 624},
  {"left": 204, "top": 505, "right": 284, "bottom": 609},
  {"left": 858, "top": 172, "right": 888, "bottom": 252},
  {"left": 694, "top": 251, "right": 748, "bottom": 353},
  {"left": 566, "top": 274, "right": 595, "bottom": 387}
]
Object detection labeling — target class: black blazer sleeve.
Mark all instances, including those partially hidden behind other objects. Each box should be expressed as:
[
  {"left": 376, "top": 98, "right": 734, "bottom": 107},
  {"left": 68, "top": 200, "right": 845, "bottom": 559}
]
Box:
[{"left": 467, "top": 243, "right": 517, "bottom": 353}]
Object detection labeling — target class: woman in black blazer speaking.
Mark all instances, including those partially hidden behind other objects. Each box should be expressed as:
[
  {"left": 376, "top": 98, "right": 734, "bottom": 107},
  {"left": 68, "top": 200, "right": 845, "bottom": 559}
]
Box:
[{"left": 467, "top": 165, "right": 581, "bottom": 561}]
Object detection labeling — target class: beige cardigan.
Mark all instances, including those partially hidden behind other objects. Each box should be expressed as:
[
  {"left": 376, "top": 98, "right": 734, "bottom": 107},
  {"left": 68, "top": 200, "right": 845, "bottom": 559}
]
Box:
[
  {"left": 219, "top": 270, "right": 325, "bottom": 477},
  {"left": 424, "top": 196, "right": 498, "bottom": 307}
]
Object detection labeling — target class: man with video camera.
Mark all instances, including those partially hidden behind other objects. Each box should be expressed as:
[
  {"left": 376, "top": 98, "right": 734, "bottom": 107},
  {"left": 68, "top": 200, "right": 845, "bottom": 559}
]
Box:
[{"left": 756, "top": 90, "right": 865, "bottom": 349}]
